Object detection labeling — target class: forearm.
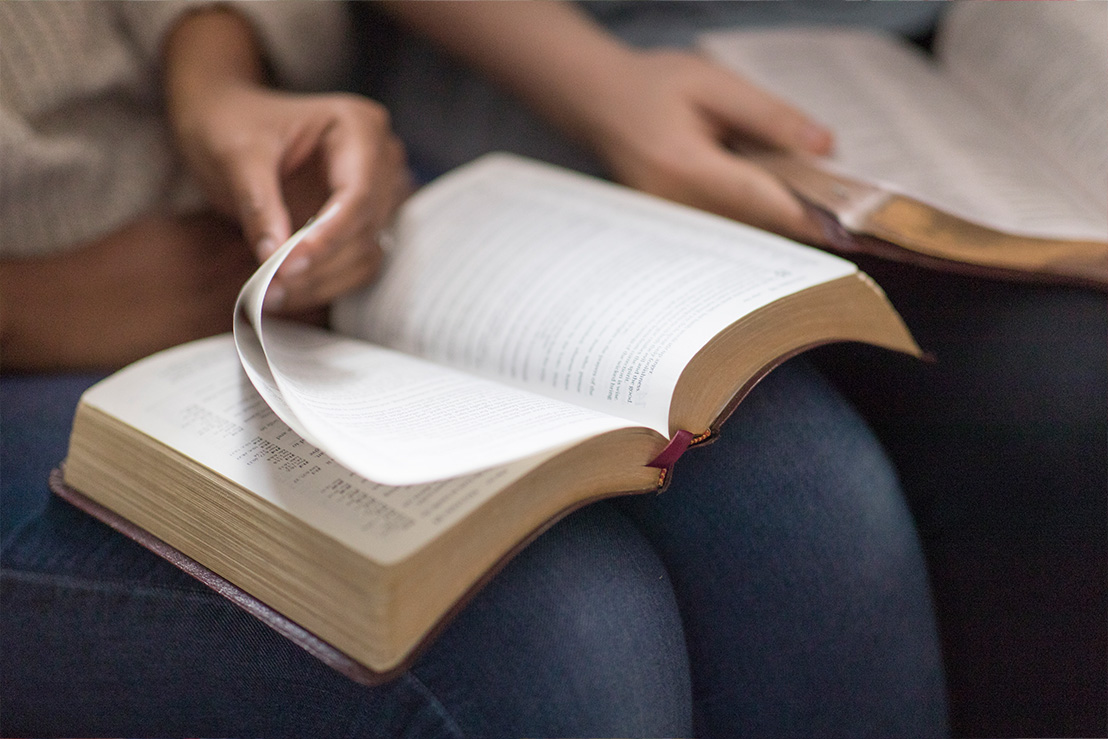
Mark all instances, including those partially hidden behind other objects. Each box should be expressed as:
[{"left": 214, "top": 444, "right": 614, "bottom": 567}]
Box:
[
  {"left": 383, "top": 1, "right": 832, "bottom": 244},
  {"left": 162, "top": 6, "right": 267, "bottom": 140},
  {"left": 381, "top": 1, "right": 638, "bottom": 148}
]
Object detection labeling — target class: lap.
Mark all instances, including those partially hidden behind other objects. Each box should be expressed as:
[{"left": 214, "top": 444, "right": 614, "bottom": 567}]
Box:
[
  {"left": 1, "top": 375, "right": 691, "bottom": 736},
  {"left": 619, "top": 357, "right": 947, "bottom": 737},
  {"left": 2, "top": 360, "right": 946, "bottom": 737},
  {"left": 1, "top": 492, "right": 692, "bottom": 737},
  {"left": 0, "top": 372, "right": 105, "bottom": 538},
  {"left": 815, "top": 262, "right": 1108, "bottom": 736}
]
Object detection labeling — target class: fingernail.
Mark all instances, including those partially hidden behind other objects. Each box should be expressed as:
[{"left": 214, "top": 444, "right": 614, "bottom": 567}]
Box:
[
  {"left": 284, "top": 256, "right": 310, "bottom": 276},
  {"left": 257, "top": 236, "right": 279, "bottom": 260},
  {"left": 263, "top": 284, "right": 286, "bottom": 312}
]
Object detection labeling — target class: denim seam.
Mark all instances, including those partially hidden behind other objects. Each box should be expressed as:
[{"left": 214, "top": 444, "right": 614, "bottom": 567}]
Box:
[{"left": 402, "top": 671, "right": 467, "bottom": 739}]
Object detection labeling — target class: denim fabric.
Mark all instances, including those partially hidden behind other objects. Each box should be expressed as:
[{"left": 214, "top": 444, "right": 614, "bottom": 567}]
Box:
[
  {"left": 0, "top": 358, "right": 946, "bottom": 737},
  {"left": 2, "top": 494, "right": 690, "bottom": 737},
  {"left": 1, "top": 372, "right": 106, "bottom": 539},
  {"left": 815, "top": 260, "right": 1108, "bottom": 738},
  {"left": 620, "top": 360, "right": 945, "bottom": 737}
]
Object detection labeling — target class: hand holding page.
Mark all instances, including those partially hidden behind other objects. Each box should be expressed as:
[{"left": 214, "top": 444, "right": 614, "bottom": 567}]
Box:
[{"left": 234, "top": 212, "right": 633, "bottom": 486}]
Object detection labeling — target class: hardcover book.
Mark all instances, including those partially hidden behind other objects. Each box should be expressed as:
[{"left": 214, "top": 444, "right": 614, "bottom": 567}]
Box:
[
  {"left": 61, "top": 154, "right": 920, "bottom": 681},
  {"left": 699, "top": 1, "right": 1108, "bottom": 288}
]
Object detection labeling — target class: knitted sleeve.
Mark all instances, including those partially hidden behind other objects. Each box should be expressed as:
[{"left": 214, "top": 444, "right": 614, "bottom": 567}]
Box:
[{"left": 0, "top": 1, "right": 355, "bottom": 258}]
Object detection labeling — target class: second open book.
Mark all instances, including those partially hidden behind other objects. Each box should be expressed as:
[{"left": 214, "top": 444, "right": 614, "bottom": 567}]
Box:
[
  {"left": 701, "top": 1, "right": 1108, "bottom": 288},
  {"left": 62, "top": 154, "right": 918, "bottom": 681}
]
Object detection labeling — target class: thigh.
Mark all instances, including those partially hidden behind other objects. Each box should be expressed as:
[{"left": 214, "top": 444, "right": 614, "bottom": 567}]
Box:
[
  {"left": 618, "top": 358, "right": 948, "bottom": 738},
  {"left": 1, "top": 372, "right": 105, "bottom": 538},
  {"left": 2, "top": 492, "right": 691, "bottom": 738},
  {"left": 816, "top": 263, "right": 1108, "bottom": 737},
  {"left": 821, "top": 262, "right": 1107, "bottom": 523},
  {"left": 411, "top": 500, "right": 692, "bottom": 738},
  {"left": 2, "top": 492, "right": 413, "bottom": 737}
]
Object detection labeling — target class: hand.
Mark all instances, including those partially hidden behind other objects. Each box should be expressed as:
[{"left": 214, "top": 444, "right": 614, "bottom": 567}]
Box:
[
  {"left": 0, "top": 213, "right": 259, "bottom": 371},
  {"left": 576, "top": 49, "right": 834, "bottom": 245},
  {"left": 164, "top": 8, "right": 411, "bottom": 314},
  {"left": 173, "top": 87, "right": 410, "bottom": 313},
  {"left": 380, "top": 2, "right": 828, "bottom": 243}
]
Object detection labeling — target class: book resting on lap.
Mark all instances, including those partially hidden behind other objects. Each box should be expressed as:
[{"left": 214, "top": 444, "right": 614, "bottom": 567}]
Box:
[{"left": 60, "top": 153, "right": 920, "bottom": 682}]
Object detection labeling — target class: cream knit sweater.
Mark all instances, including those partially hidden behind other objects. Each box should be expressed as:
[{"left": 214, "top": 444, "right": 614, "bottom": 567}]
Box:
[{"left": 0, "top": 0, "right": 352, "bottom": 258}]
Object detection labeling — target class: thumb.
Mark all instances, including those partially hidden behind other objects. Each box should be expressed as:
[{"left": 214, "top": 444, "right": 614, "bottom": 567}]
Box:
[{"left": 226, "top": 149, "right": 293, "bottom": 262}]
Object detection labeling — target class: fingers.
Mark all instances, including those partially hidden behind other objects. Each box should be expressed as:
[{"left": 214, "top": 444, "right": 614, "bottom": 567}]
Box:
[
  {"left": 603, "top": 51, "right": 830, "bottom": 244},
  {"left": 271, "top": 229, "right": 387, "bottom": 314},
  {"left": 699, "top": 151, "right": 828, "bottom": 244},
  {"left": 630, "top": 135, "right": 827, "bottom": 246},
  {"left": 268, "top": 96, "right": 411, "bottom": 312},
  {"left": 693, "top": 57, "right": 833, "bottom": 156},
  {"left": 225, "top": 143, "right": 294, "bottom": 261},
  {"left": 171, "top": 77, "right": 411, "bottom": 312},
  {"left": 313, "top": 98, "right": 408, "bottom": 265}
]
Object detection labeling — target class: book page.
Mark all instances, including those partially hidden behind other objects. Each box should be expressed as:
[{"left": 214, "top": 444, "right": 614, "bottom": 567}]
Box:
[
  {"left": 699, "top": 27, "right": 1108, "bottom": 241},
  {"left": 233, "top": 224, "right": 637, "bottom": 486},
  {"left": 80, "top": 335, "right": 563, "bottom": 564},
  {"left": 332, "top": 154, "right": 855, "bottom": 432},
  {"left": 937, "top": 1, "right": 1108, "bottom": 210}
]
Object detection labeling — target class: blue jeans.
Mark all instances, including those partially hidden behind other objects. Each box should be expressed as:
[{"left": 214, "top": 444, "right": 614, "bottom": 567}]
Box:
[
  {"left": 815, "top": 260, "right": 1108, "bottom": 737},
  {"left": 1, "top": 358, "right": 946, "bottom": 737}
]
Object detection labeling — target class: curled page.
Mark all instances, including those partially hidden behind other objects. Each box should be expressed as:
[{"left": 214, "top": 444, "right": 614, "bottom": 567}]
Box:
[
  {"left": 232, "top": 219, "right": 635, "bottom": 487},
  {"left": 233, "top": 219, "right": 318, "bottom": 443}
]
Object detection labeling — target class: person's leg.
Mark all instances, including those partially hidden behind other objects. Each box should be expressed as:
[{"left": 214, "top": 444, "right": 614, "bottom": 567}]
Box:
[
  {"left": 2, "top": 468, "right": 691, "bottom": 737},
  {"left": 618, "top": 358, "right": 948, "bottom": 738},
  {"left": 1, "top": 372, "right": 106, "bottom": 538},
  {"left": 410, "top": 500, "right": 692, "bottom": 738},
  {"left": 816, "top": 263, "right": 1108, "bottom": 737},
  {"left": 2, "top": 370, "right": 694, "bottom": 736}
]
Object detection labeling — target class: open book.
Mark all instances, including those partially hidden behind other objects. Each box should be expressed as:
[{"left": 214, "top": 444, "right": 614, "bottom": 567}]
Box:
[
  {"left": 61, "top": 154, "right": 919, "bottom": 682},
  {"left": 699, "top": 1, "right": 1108, "bottom": 288}
]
